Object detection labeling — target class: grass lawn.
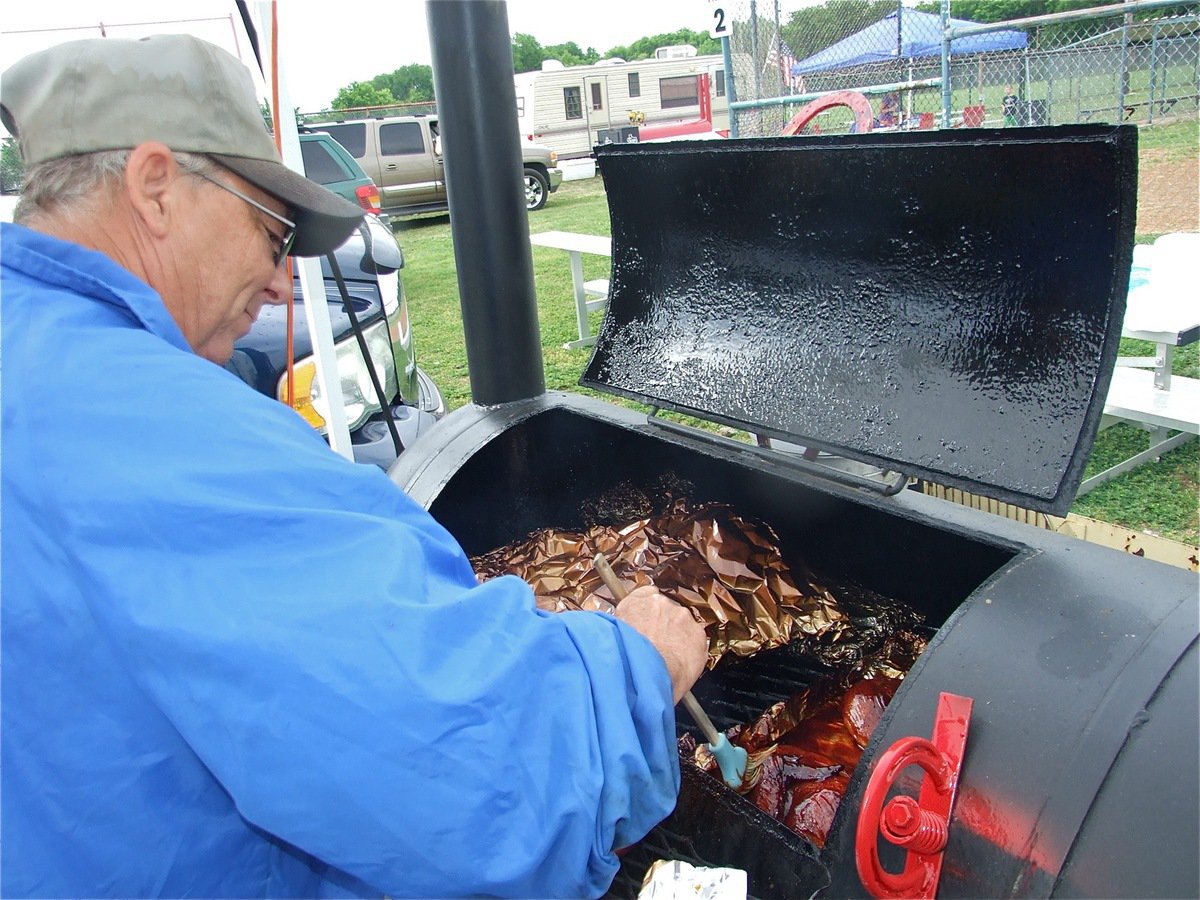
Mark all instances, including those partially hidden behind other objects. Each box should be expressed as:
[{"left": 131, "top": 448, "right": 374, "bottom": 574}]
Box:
[{"left": 394, "top": 137, "right": 1198, "bottom": 548}]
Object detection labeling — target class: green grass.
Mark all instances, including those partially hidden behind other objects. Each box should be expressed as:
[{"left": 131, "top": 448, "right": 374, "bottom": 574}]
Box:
[
  {"left": 1137, "top": 116, "right": 1200, "bottom": 161},
  {"left": 395, "top": 177, "right": 617, "bottom": 411},
  {"left": 395, "top": 158, "right": 1198, "bottom": 548}
]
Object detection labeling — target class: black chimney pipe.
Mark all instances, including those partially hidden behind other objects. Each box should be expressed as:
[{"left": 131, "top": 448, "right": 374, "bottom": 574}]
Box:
[{"left": 426, "top": 0, "right": 546, "bottom": 406}]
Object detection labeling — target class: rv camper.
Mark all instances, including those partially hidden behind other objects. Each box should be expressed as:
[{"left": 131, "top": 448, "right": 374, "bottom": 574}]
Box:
[{"left": 514, "top": 50, "right": 729, "bottom": 159}]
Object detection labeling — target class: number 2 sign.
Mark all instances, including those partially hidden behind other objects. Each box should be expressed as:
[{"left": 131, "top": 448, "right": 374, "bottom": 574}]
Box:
[{"left": 709, "top": 4, "right": 732, "bottom": 40}]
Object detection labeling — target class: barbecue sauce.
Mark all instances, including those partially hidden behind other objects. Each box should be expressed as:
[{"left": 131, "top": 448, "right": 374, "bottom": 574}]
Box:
[{"left": 691, "top": 674, "right": 900, "bottom": 848}]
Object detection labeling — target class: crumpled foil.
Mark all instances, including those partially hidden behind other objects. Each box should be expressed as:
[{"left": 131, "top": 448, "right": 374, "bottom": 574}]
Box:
[
  {"left": 638, "top": 859, "right": 747, "bottom": 900},
  {"left": 472, "top": 489, "right": 851, "bottom": 667},
  {"left": 472, "top": 479, "right": 932, "bottom": 850}
]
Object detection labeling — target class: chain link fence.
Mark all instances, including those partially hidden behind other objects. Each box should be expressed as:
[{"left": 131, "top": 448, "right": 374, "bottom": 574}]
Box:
[{"left": 722, "top": 0, "right": 1199, "bottom": 137}]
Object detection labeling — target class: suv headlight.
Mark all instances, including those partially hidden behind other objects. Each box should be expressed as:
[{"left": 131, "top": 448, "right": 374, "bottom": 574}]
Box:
[{"left": 277, "top": 320, "right": 398, "bottom": 433}]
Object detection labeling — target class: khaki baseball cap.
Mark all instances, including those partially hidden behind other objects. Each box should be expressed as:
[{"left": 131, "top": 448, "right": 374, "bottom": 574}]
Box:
[{"left": 1, "top": 33, "right": 363, "bottom": 257}]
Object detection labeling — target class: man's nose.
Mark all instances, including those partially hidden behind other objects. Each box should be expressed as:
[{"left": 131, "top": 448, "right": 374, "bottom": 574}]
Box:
[{"left": 264, "top": 261, "right": 293, "bottom": 305}]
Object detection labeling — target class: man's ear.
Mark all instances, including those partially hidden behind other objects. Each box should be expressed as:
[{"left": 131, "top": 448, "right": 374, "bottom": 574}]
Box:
[{"left": 124, "top": 142, "right": 182, "bottom": 240}]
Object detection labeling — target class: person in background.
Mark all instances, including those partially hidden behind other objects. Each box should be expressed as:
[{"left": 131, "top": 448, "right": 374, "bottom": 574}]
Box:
[
  {"left": 877, "top": 91, "right": 902, "bottom": 129},
  {"left": 0, "top": 34, "right": 708, "bottom": 899},
  {"left": 1003, "top": 84, "right": 1020, "bottom": 126}
]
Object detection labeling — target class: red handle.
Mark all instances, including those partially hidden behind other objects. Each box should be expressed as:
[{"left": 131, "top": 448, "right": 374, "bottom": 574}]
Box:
[{"left": 855, "top": 692, "right": 973, "bottom": 900}]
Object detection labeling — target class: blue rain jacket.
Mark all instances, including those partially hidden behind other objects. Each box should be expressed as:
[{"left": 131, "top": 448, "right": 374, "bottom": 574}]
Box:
[{"left": 0, "top": 223, "right": 680, "bottom": 898}]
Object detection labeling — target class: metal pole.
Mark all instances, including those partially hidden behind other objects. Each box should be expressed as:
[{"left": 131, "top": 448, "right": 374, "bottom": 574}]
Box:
[
  {"left": 1148, "top": 23, "right": 1158, "bottom": 123},
  {"left": 774, "top": 0, "right": 784, "bottom": 95},
  {"left": 898, "top": 1, "right": 907, "bottom": 118},
  {"left": 750, "top": 0, "right": 762, "bottom": 104},
  {"left": 907, "top": 60, "right": 914, "bottom": 122},
  {"left": 729, "top": 77, "right": 943, "bottom": 113},
  {"left": 941, "top": 0, "right": 952, "bottom": 127},
  {"left": 947, "top": 0, "right": 1182, "bottom": 38},
  {"left": 722, "top": 35, "right": 739, "bottom": 136},
  {"left": 1119, "top": 9, "right": 1132, "bottom": 120},
  {"left": 1047, "top": 46, "right": 1055, "bottom": 125},
  {"left": 1023, "top": 45, "right": 1032, "bottom": 124},
  {"left": 426, "top": 0, "right": 545, "bottom": 406}
]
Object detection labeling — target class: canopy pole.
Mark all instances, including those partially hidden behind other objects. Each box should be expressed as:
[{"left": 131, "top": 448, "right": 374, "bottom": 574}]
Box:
[
  {"left": 940, "top": 0, "right": 952, "bottom": 128},
  {"left": 722, "top": 35, "right": 739, "bottom": 137}
]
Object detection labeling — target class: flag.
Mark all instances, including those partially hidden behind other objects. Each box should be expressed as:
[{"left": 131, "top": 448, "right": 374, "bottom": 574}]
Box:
[
  {"left": 764, "top": 33, "right": 801, "bottom": 92},
  {"left": 779, "top": 39, "right": 799, "bottom": 91}
]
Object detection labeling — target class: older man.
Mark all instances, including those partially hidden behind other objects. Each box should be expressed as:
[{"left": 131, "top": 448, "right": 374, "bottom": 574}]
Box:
[{"left": 0, "top": 34, "right": 707, "bottom": 898}]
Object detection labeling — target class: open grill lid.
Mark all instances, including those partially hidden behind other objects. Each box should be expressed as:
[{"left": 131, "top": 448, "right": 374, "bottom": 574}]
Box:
[{"left": 584, "top": 126, "right": 1137, "bottom": 516}]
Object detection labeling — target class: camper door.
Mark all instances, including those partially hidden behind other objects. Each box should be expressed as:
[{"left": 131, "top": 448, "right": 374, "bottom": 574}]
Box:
[{"left": 583, "top": 74, "right": 612, "bottom": 146}]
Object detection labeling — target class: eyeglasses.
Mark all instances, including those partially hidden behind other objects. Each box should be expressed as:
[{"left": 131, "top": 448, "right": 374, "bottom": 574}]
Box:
[{"left": 193, "top": 171, "right": 296, "bottom": 267}]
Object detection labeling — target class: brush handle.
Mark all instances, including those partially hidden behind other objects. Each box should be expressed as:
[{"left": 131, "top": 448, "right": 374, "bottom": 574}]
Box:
[
  {"left": 592, "top": 552, "right": 626, "bottom": 602},
  {"left": 679, "top": 691, "right": 724, "bottom": 747},
  {"left": 592, "top": 553, "right": 723, "bottom": 745}
]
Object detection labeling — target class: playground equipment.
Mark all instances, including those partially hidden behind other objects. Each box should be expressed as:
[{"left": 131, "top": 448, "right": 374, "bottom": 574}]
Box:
[{"left": 781, "top": 90, "right": 875, "bottom": 135}]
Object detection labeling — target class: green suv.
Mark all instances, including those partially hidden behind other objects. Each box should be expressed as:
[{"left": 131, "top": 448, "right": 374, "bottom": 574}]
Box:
[{"left": 298, "top": 131, "right": 386, "bottom": 222}]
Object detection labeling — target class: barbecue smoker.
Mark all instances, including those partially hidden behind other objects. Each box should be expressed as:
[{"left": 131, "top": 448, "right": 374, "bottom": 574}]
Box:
[{"left": 395, "top": 5, "right": 1199, "bottom": 897}]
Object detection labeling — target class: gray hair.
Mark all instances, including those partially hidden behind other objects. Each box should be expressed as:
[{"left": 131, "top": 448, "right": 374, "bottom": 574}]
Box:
[{"left": 14, "top": 149, "right": 217, "bottom": 226}]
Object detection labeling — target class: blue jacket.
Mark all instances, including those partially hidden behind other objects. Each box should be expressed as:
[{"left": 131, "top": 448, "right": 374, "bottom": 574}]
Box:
[{"left": 0, "top": 223, "right": 679, "bottom": 898}]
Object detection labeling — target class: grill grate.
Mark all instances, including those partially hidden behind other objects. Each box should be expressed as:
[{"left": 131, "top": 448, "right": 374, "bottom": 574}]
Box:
[
  {"left": 611, "top": 612, "right": 938, "bottom": 898},
  {"left": 609, "top": 764, "right": 830, "bottom": 899}
]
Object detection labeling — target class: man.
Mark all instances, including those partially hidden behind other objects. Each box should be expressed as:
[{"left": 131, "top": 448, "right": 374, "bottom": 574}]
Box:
[{"left": 0, "top": 34, "right": 708, "bottom": 898}]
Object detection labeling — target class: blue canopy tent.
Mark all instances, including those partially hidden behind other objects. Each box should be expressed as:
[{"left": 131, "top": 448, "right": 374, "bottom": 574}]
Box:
[{"left": 790, "top": 9, "right": 1027, "bottom": 76}]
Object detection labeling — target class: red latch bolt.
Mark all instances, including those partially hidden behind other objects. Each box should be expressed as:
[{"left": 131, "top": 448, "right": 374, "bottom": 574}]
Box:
[{"left": 855, "top": 692, "right": 973, "bottom": 900}]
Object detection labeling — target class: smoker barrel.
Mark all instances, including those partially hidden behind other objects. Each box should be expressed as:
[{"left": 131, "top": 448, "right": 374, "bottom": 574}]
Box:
[{"left": 392, "top": 396, "right": 1197, "bottom": 898}]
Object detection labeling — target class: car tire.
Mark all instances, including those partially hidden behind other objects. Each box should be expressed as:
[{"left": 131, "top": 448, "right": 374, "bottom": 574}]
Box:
[{"left": 524, "top": 167, "right": 549, "bottom": 211}]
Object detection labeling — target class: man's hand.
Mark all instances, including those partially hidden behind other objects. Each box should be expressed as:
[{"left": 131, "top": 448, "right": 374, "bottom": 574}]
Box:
[{"left": 614, "top": 586, "right": 708, "bottom": 704}]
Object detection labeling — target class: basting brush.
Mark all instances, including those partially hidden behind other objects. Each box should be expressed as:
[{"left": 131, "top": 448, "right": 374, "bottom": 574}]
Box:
[{"left": 593, "top": 553, "right": 750, "bottom": 790}]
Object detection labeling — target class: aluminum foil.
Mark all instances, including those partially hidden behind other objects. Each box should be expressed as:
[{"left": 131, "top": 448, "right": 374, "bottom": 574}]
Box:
[
  {"left": 471, "top": 481, "right": 931, "bottom": 849},
  {"left": 638, "top": 859, "right": 748, "bottom": 899},
  {"left": 472, "top": 491, "right": 852, "bottom": 667}
]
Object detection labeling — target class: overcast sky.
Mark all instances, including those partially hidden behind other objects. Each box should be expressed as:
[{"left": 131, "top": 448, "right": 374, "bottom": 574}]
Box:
[{"left": 2, "top": 1, "right": 842, "bottom": 113}]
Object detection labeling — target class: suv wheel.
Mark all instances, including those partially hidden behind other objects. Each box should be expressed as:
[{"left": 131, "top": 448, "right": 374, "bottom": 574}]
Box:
[{"left": 524, "top": 167, "right": 549, "bottom": 211}]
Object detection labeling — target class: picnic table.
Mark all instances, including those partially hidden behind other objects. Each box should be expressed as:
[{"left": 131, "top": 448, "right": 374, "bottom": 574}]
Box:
[
  {"left": 1079, "top": 234, "right": 1200, "bottom": 495},
  {"left": 529, "top": 230, "right": 612, "bottom": 349}
]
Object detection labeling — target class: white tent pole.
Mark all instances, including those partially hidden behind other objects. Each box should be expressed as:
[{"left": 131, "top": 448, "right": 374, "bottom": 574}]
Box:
[{"left": 252, "top": 1, "right": 354, "bottom": 460}]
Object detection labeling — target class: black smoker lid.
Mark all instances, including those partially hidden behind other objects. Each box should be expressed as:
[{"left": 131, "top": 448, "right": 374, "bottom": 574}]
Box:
[{"left": 584, "top": 126, "right": 1137, "bottom": 516}]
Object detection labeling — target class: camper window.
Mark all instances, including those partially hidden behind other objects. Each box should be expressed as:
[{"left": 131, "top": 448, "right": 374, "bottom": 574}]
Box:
[
  {"left": 660, "top": 75, "right": 699, "bottom": 109},
  {"left": 590, "top": 83, "right": 603, "bottom": 111},
  {"left": 564, "top": 86, "right": 583, "bottom": 120},
  {"left": 628, "top": 73, "right": 640, "bottom": 98},
  {"left": 715, "top": 70, "right": 726, "bottom": 97}
]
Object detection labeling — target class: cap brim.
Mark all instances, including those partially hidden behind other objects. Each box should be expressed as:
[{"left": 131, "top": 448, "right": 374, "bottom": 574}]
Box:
[{"left": 211, "top": 153, "right": 365, "bottom": 258}]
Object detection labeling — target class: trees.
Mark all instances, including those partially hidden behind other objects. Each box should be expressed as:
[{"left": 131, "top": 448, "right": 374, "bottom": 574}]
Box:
[
  {"left": 332, "top": 81, "right": 397, "bottom": 110},
  {"left": 784, "top": 0, "right": 896, "bottom": 60},
  {"left": 542, "top": 41, "right": 601, "bottom": 67},
  {"left": 370, "top": 64, "right": 435, "bottom": 104},
  {"left": 607, "top": 29, "right": 721, "bottom": 60},
  {"left": 512, "top": 32, "right": 545, "bottom": 73},
  {"left": 329, "top": 25, "right": 720, "bottom": 110},
  {"left": 913, "top": 0, "right": 1131, "bottom": 20},
  {"left": 512, "top": 33, "right": 600, "bottom": 72}
]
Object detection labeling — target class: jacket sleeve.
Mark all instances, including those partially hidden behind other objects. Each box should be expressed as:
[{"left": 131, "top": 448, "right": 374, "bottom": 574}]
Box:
[{"left": 66, "top": 351, "right": 680, "bottom": 898}]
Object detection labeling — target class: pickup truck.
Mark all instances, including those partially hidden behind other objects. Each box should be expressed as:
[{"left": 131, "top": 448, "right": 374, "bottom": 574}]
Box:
[{"left": 309, "top": 114, "right": 563, "bottom": 215}]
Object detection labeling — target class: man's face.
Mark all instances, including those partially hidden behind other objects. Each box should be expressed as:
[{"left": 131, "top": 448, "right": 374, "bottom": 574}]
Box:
[{"left": 169, "top": 167, "right": 293, "bottom": 364}]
